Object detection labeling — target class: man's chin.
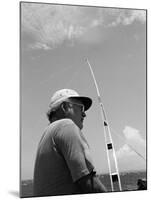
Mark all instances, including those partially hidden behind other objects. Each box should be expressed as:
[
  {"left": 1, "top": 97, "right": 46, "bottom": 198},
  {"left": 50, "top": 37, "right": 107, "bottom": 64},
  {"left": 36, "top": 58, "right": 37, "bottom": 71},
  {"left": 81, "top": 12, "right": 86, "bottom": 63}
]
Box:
[{"left": 79, "top": 123, "right": 83, "bottom": 130}]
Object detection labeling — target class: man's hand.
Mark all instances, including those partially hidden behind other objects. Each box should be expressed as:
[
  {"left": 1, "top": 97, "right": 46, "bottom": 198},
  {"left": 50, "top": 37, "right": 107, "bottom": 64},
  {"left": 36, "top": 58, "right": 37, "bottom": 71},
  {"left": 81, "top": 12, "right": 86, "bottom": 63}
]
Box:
[{"left": 75, "top": 172, "right": 107, "bottom": 193}]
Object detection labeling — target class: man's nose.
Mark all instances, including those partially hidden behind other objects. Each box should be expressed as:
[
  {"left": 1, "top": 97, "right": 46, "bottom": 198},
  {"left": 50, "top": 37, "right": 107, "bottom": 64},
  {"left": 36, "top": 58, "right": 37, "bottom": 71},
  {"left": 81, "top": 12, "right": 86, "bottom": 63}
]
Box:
[{"left": 82, "top": 112, "right": 86, "bottom": 118}]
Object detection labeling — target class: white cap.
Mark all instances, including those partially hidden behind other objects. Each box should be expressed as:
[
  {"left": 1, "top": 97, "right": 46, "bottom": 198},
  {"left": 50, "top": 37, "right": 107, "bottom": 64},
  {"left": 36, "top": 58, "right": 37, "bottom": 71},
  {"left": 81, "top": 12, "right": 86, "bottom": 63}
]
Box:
[{"left": 49, "top": 89, "right": 92, "bottom": 111}]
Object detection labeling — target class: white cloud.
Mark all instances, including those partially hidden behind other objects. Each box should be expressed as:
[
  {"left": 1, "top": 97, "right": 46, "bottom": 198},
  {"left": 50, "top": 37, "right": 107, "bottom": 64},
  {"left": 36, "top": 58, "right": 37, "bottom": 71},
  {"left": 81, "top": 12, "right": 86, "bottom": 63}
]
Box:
[
  {"left": 21, "top": 3, "right": 146, "bottom": 50},
  {"left": 28, "top": 42, "right": 52, "bottom": 50},
  {"left": 119, "top": 10, "right": 146, "bottom": 26},
  {"left": 115, "top": 126, "right": 146, "bottom": 171},
  {"left": 116, "top": 144, "right": 136, "bottom": 158},
  {"left": 123, "top": 126, "right": 146, "bottom": 150},
  {"left": 97, "top": 8, "right": 146, "bottom": 27},
  {"left": 21, "top": 3, "right": 89, "bottom": 49}
]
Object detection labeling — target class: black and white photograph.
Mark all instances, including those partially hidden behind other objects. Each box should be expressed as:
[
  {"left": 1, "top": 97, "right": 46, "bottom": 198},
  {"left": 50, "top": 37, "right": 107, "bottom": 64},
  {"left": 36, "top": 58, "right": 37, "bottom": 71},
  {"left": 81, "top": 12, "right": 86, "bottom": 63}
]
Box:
[
  {"left": 20, "top": 1, "right": 147, "bottom": 198},
  {"left": 1, "top": 0, "right": 151, "bottom": 200}
]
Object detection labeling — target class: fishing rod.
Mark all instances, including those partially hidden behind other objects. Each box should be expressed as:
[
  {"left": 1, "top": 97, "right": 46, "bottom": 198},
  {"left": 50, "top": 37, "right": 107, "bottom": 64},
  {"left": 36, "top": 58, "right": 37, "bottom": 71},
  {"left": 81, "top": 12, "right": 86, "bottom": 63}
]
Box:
[{"left": 85, "top": 58, "right": 122, "bottom": 192}]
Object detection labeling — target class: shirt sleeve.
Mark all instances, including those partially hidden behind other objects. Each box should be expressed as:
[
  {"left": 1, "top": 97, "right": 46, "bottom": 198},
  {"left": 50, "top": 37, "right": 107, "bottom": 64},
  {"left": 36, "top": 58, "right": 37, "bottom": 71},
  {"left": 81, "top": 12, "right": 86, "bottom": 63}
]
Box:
[{"left": 55, "top": 120, "right": 94, "bottom": 182}]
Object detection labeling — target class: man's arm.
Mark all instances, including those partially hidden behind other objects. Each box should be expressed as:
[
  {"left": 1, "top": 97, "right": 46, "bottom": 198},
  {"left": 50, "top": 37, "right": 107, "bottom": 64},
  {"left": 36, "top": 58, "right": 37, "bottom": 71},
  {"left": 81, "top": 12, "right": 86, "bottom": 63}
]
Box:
[{"left": 75, "top": 172, "right": 107, "bottom": 193}]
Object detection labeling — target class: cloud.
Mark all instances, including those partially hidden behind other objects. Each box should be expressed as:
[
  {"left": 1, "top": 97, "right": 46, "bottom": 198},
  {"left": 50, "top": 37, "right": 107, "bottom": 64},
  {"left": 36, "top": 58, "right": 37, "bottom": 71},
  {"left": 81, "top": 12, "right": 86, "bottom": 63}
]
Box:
[
  {"left": 123, "top": 126, "right": 145, "bottom": 149},
  {"left": 21, "top": 3, "right": 146, "bottom": 50},
  {"left": 116, "top": 144, "right": 136, "bottom": 158},
  {"left": 21, "top": 3, "right": 92, "bottom": 50},
  {"left": 115, "top": 126, "right": 146, "bottom": 171},
  {"left": 99, "top": 9, "right": 146, "bottom": 27}
]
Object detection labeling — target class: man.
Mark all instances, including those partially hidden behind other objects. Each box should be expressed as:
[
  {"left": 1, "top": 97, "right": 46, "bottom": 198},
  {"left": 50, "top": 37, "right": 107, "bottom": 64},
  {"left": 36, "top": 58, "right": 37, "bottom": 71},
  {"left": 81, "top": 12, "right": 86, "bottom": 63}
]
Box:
[{"left": 33, "top": 89, "right": 107, "bottom": 197}]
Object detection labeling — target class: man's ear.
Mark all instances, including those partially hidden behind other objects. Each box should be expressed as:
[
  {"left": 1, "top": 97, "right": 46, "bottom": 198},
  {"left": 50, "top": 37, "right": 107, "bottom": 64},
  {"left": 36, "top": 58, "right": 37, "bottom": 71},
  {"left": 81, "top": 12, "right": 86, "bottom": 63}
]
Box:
[{"left": 61, "top": 102, "right": 68, "bottom": 113}]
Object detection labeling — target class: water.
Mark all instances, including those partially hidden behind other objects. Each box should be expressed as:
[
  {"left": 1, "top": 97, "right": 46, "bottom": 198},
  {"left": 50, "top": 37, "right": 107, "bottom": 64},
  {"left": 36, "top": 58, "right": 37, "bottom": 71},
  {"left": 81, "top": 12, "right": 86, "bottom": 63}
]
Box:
[
  {"left": 99, "top": 171, "right": 147, "bottom": 192},
  {"left": 20, "top": 171, "right": 147, "bottom": 197}
]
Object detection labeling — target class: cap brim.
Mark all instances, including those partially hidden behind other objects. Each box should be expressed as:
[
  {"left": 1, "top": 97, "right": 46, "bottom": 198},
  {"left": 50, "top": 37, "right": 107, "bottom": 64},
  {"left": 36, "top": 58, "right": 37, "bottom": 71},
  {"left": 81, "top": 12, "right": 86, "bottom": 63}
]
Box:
[{"left": 69, "top": 96, "right": 92, "bottom": 111}]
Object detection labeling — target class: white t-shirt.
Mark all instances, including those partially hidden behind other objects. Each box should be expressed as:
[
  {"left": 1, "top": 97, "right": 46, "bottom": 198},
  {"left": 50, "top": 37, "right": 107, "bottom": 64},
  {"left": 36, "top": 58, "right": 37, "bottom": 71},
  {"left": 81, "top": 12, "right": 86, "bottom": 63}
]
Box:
[{"left": 33, "top": 118, "right": 95, "bottom": 196}]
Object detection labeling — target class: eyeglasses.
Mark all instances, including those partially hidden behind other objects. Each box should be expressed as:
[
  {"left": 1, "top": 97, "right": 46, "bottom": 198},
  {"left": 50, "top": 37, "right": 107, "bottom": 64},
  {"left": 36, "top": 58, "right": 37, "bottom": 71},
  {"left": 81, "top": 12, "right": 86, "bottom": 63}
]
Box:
[{"left": 66, "top": 101, "right": 85, "bottom": 113}]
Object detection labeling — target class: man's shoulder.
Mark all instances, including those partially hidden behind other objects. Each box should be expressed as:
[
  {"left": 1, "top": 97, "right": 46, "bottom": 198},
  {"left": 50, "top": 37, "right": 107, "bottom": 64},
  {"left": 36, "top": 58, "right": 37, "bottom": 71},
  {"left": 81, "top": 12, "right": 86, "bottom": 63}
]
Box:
[
  {"left": 46, "top": 119, "right": 76, "bottom": 133},
  {"left": 54, "top": 119, "right": 80, "bottom": 137},
  {"left": 45, "top": 119, "right": 79, "bottom": 140},
  {"left": 52, "top": 119, "right": 83, "bottom": 149},
  {"left": 54, "top": 118, "right": 75, "bottom": 127}
]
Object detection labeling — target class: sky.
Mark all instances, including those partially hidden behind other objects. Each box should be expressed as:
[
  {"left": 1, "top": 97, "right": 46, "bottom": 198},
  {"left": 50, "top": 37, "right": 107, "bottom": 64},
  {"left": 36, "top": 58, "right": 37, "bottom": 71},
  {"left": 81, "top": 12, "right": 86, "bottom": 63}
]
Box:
[{"left": 20, "top": 2, "right": 146, "bottom": 180}]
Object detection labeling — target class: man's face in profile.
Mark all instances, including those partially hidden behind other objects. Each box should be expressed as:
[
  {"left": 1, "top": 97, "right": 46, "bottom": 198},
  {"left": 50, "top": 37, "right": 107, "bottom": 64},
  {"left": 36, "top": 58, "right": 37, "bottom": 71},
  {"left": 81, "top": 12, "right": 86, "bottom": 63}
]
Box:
[{"left": 65, "top": 99, "right": 86, "bottom": 130}]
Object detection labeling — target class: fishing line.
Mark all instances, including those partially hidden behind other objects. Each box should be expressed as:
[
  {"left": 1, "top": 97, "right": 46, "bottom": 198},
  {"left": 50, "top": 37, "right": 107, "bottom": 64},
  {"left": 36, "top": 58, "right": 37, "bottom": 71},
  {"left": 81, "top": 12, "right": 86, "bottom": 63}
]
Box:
[{"left": 110, "top": 127, "right": 146, "bottom": 161}]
